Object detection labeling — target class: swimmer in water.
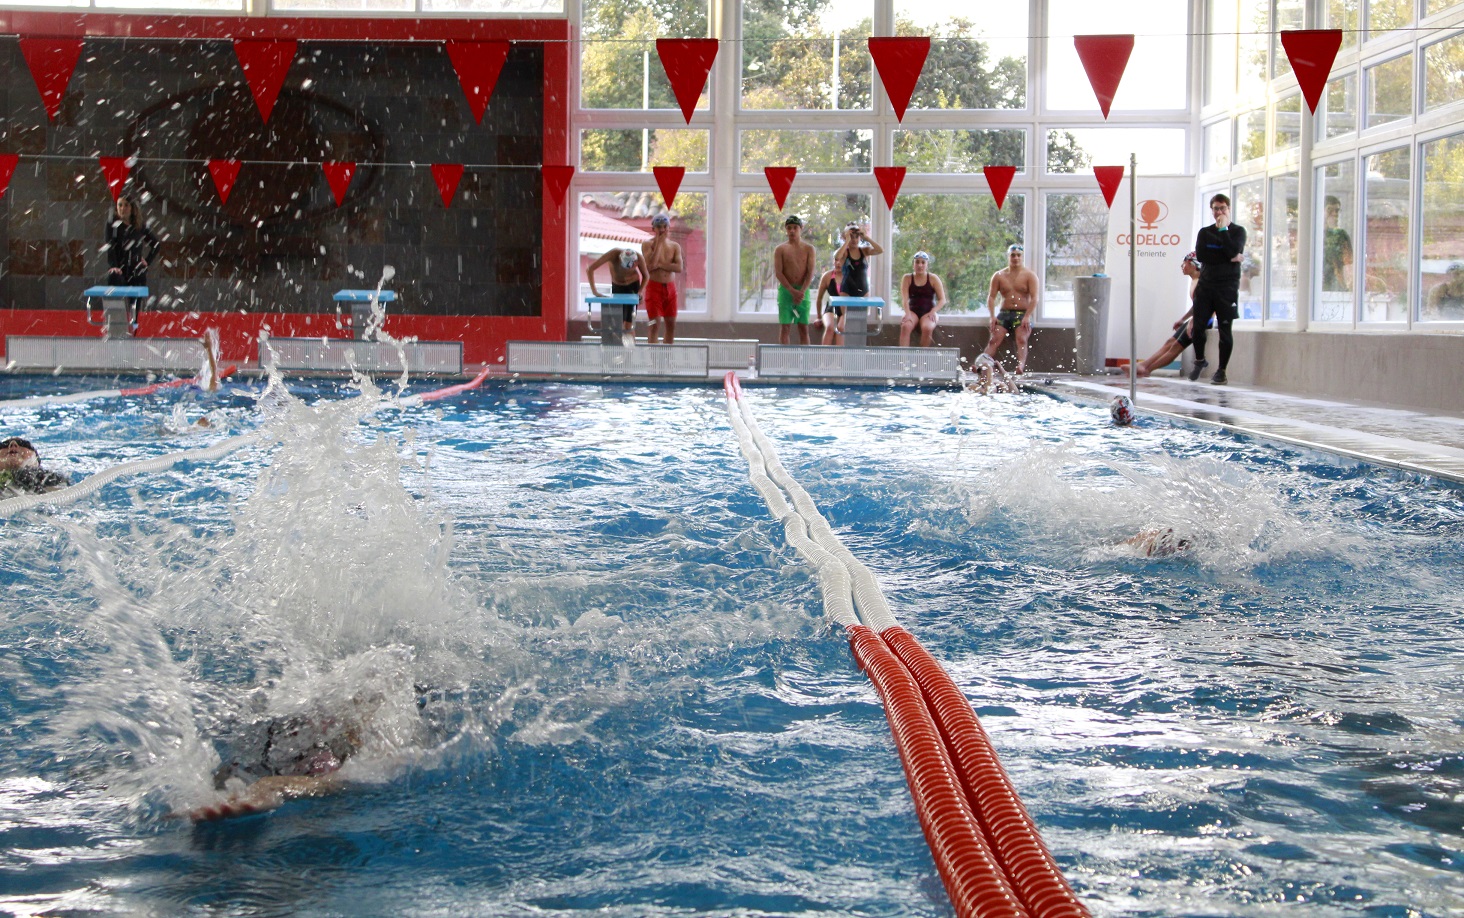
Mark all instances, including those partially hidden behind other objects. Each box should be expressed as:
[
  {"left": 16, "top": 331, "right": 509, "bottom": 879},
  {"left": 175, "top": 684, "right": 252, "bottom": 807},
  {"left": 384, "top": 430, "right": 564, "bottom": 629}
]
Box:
[
  {"left": 0, "top": 436, "right": 70, "bottom": 494},
  {"left": 1122, "top": 527, "right": 1194, "bottom": 558}
]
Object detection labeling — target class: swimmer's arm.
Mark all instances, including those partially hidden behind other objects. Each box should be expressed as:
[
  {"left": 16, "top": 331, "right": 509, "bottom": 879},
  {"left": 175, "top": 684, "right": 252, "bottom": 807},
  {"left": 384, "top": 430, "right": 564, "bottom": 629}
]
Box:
[
  {"left": 900, "top": 272, "right": 912, "bottom": 307},
  {"left": 861, "top": 234, "right": 884, "bottom": 257},
  {"left": 986, "top": 274, "right": 999, "bottom": 322},
  {"left": 187, "top": 774, "right": 346, "bottom": 822},
  {"left": 1023, "top": 274, "right": 1038, "bottom": 326},
  {"left": 795, "top": 244, "right": 815, "bottom": 293},
  {"left": 931, "top": 274, "right": 947, "bottom": 312},
  {"left": 772, "top": 246, "right": 793, "bottom": 291},
  {"left": 635, "top": 253, "right": 650, "bottom": 289},
  {"left": 662, "top": 241, "right": 684, "bottom": 275},
  {"left": 585, "top": 251, "right": 614, "bottom": 296}
]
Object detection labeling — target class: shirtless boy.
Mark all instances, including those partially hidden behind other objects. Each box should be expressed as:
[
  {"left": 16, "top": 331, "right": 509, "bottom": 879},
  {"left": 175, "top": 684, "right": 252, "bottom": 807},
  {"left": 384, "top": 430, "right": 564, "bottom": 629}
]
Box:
[
  {"left": 984, "top": 244, "right": 1040, "bottom": 374},
  {"left": 586, "top": 246, "right": 650, "bottom": 338},
  {"left": 641, "top": 214, "right": 684, "bottom": 344},
  {"left": 773, "top": 215, "right": 816, "bottom": 345}
]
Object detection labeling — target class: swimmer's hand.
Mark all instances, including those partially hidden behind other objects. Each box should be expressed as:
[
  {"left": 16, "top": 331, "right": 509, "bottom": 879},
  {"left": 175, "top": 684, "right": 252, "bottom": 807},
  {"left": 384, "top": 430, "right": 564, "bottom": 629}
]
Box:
[{"left": 186, "top": 775, "right": 344, "bottom": 822}]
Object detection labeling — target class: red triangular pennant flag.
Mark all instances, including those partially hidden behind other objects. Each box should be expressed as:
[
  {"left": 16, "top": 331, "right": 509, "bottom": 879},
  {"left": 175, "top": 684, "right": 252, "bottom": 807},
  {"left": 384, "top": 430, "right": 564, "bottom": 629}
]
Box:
[
  {"left": 446, "top": 41, "right": 511, "bottom": 124},
  {"left": 1073, "top": 35, "right": 1135, "bottom": 119},
  {"left": 234, "top": 39, "right": 297, "bottom": 122},
  {"left": 432, "top": 163, "right": 465, "bottom": 208},
  {"left": 656, "top": 38, "right": 718, "bottom": 124},
  {"left": 874, "top": 166, "right": 906, "bottom": 209},
  {"left": 208, "top": 160, "right": 242, "bottom": 205},
  {"left": 322, "top": 162, "right": 356, "bottom": 207},
  {"left": 99, "top": 157, "right": 130, "bottom": 201},
  {"left": 653, "top": 166, "right": 685, "bottom": 208},
  {"left": 543, "top": 165, "right": 575, "bottom": 207},
  {"left": 764, "top": 167, "right": 796, "bottom": 210},
  {"left": 1094, "top": 165, "right": 1125, "bottom": 208},
  {"left": 983, "top": 165, "right": 1017, "bottom": 210},
  {"left": 19, "top": 39, "right": 83, "bottom": 123},
  {"left": 1280, "top": 30, "right": 1343, "bottom": 115},
  {"left": 868, "top": 37, "right": 930, "bottom": 122},
  {"left": 0, "top": 154, "right": 18, "bottom": 200}
]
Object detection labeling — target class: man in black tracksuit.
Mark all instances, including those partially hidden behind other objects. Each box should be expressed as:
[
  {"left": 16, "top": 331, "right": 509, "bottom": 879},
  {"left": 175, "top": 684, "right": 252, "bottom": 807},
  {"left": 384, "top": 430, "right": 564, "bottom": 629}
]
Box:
[{"left": 1190, "top": 193, "right": 1247, "bottom": 386}]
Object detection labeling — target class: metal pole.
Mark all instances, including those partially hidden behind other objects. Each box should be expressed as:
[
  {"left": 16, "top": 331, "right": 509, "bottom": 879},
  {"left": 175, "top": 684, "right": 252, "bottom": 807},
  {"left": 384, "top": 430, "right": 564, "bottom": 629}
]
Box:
[
  {"left": 642, "top": 51, "right": 650, "bottom": 171},
  {"left": 1129, "top": 153, "right": 1138, "bottom": 403}
]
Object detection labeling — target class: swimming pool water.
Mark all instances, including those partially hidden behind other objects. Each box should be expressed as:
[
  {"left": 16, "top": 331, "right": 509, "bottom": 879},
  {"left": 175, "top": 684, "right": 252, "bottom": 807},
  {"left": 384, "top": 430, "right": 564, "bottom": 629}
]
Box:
[{"left": 1, "top": 375, "right": 1461, "bottom": 917}]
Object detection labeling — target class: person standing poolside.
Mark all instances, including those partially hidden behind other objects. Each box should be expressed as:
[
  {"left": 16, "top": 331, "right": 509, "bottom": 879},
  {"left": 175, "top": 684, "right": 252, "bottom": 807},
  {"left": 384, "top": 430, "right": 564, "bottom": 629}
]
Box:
[
  {"left": 773, "top": 215, "right": 816, "bottom": 345},
  {"left": 105, "top": 194, "right": 159, "bottom": 288},
  {"left": 641, "top": 214, "right": 684, "bottom": 344},
  {"left": 586, "top": 246, "right": 650, "bottom": 340},
  {"left": 1136, "top": 252, "right": 1204, "bottom": 377},
  {"left": 983, "top": 244, "right": 1039, "bottom": 373},
  {"left": 1191, "top": 193, "right": 1247, "bottom": 386},
  {"left": 834, "top": 221, "right": 883, "bottom": 299},
  {"left": 816, "top": 254, "right": 843, "bottom": 345},
  {"left": 0, "top": 437, "right": 69, "bottom": 495},
  {"left": 898, "top": 251, "right": 947, "bottom": 347}
]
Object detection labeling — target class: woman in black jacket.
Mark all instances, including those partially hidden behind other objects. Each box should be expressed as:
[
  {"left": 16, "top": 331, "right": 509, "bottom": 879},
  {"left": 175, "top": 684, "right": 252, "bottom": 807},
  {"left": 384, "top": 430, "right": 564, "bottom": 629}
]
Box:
[{"left": 105, "top": 194, "right": 159, "bottom": 288}]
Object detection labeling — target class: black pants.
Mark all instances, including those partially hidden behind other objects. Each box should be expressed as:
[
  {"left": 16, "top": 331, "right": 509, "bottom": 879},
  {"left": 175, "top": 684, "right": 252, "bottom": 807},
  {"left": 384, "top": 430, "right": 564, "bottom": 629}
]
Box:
[{"left": 1190, "top": 285, "right": 1236, "bottom": 371}]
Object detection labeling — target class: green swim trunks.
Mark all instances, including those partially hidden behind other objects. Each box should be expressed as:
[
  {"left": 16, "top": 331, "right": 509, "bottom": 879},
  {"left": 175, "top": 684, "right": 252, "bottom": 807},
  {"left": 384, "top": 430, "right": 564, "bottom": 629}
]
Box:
[{"left": 778, "top": 286, "right": 811, "bottom": 325}]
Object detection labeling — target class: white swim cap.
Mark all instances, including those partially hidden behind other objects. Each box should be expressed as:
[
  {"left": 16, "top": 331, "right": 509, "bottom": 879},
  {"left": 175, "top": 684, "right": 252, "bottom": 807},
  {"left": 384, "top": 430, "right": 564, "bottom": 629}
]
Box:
[
  {"left": 1110, "top": 395, "right": 1135, "bottom": 426},
  {"left": 618, "top": 249, "right": 637, "bottom": 269}
]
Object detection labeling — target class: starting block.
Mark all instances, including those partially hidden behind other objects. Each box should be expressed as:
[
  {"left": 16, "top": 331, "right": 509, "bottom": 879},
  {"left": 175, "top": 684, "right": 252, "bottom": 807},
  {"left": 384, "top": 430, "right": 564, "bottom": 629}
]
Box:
[
  {"left": 83, "top": 286, "right": 148, "bottom": 339},
  {"left": 334, "top": 289, "right": 398, "bottom": 340}
]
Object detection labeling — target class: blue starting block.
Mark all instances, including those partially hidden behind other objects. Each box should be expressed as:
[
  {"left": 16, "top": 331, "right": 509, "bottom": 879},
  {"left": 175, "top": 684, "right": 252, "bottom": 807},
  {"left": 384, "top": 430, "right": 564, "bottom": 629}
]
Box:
[
  {"left": 335, "top": 289, "right": 397, "bottom": 340},
  {"left": 586, "top": 294, "right": 640, "bottom": 345},
  {"left": 84, "top": 285, "right": 149, "bottom": 339},
  {"left": 827, "top": 296, "right": 883, "bottom": 347}
]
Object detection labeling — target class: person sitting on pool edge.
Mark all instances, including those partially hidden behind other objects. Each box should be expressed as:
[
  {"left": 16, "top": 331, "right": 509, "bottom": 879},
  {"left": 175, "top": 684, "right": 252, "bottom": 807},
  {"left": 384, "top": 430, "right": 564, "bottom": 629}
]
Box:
[
  {"left": 0, "top": 437, "right": 70, "bottom": 495},
  {"left": 1135, "top": 252, "right": 1208, "bottom": 378}
]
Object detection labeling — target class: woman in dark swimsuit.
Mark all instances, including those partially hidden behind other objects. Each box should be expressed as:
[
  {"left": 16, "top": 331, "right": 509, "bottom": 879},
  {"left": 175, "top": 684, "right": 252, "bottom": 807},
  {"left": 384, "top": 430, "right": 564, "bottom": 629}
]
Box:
[
  {"left": 898, "top": 251, "right": 947, "bottom": 347},
  {"left": 817, "top": 255, "right": 842, "bottom": 345},
  {"left": 834, "top": 221, "right": 884, "bottom": 298}
]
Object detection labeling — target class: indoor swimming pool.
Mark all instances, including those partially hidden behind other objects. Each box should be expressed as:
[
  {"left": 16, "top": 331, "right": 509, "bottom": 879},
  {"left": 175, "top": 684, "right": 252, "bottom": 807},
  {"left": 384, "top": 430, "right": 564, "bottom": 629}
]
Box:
[{"left": 1, "top": 374, "right": 1461, "bottom": 917}]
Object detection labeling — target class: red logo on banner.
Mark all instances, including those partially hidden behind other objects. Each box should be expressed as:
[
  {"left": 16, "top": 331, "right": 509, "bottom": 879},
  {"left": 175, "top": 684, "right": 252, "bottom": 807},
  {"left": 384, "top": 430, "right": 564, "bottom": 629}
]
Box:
[
  {"left": 656, "top": 38, "right": 718, "bottom": 124},
  {"left": 446, "top": 41, "right": 511, "bottom": 124},
  {"left": 19, "top": 39, "right": 83, "bottom": 123},
  {"left": 322, "top": 162, "right": 357, "bottom": 207},
  {"left": 234, "top": 39, "right": 297, "bottom": 123},
  {"left": 653, "top": 166, "right": 685, "bottom": 208},
  {"left": 1094, "top": 165, "right": 1125, "bottom": 208},
  {"left": 763, "top": 167, "right": 797, "bottom": 210},
  {"left": 1280, "top": 30, "right": 1343, "bottom": 114},
  {"left": 874, "top": 166, "right": 906, "bottom": 209},
  {"left": 432, "top": 164, "right": 465, "bottom": 208},
  {"left": 99, "top": 157, "right": 130, "bottom": 201},
  {"left": 208, "top": 160, "right": 242, "bottom": 205},
  {"left": 542, "top": 164, "right": 575, "bottom": 206},
  {"left": 868, "top": 37, "right": 930, "bottom": 122},
  {"left": 1138, "top": 198, "right": 1168, "bottom": 229},
  {"left": 1073, "top": 34, "right": 1135, "bottom": 119},
  {"left": 983, "top": 165, "right": 1017, "bottom": 210},
  {"left": 0, "top": 154, "right": 18, "bottom": 201}
]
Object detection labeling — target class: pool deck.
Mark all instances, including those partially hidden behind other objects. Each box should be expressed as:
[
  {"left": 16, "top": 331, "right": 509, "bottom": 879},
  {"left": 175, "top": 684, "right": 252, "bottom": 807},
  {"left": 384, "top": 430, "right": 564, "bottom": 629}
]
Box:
[{"left": 1035, "top": 372, "right": 1464, "bottom": 485}]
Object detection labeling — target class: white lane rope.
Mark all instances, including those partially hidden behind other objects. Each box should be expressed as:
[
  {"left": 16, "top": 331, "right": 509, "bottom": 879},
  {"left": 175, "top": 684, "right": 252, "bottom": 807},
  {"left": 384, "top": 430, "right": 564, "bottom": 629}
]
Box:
[{"left": 725, "top": 387, "right": 898, "bottom": 633}]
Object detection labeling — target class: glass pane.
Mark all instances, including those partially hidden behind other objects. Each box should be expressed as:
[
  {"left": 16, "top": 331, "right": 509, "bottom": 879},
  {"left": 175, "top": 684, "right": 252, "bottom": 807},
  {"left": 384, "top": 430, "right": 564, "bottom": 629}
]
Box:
[
  {"left": 1239, "top": 0, "right": 1270, "bottom": 91},
  {"left": 1315, "top": 161, "right": 1358, "bottom": 322},
  {"left": 1274, "top": 93, "right": 1302, "bottom": 152},
  {"left": 1366, "top": 54, "right": 1414, "bottom": 128},
  {"left": 1044, "top": 193, "right": 1109, "bottom": 322},
  {"left": 738, "top": 193, "right": 871, "bottom": 313},
  {"left": 1234, "top": 178, "right": 1266, "bottom": 320},
  {"left": 1045, "top": 0, "right": 1188, "bottom": 111},
  {"left": 893, "top": 129, "right": 1025, "bottom": 174},
  {"left": 1272, "top": 0, "right": 1305, "bottom": 78},
  {"left": 895, "top": 2, "right": 1027, "bottom": 110},
  {"left": 1321, "top": 73, "right": 1358, "bottom": 139},
  {"left": 1421, "top": 133, "right": 1464, "bottom": 321},
  {"left": 1045, "top": 129, "right": 1186, "bottom": 175},
  {"left": 1367, "top": 0, "right": 1412, "bottom": 37},
  {"left": 1267, "top": 173, "right": 1299, "bottom": 320},
  {"left": 742, "top": 0, "right": 872, "bottom": 111},
  {"left": 422, "top": 0, "right": 562, "bottom": 8},
  {"left": 1362, "top": 147, "right": 1411, "bottom": 323},
  {"left": 1203, "top": 120, "right": 1232, "bottom": 173},
  {"left": 1427, "top": 0, "right": 1462, "bottom": 14},
  {"left": 1424, "top": 32, "right": 1464, "bottom": 112},
  {"left": 1325, "top": 0, "right": 1360, "bottom": 50},
  {"left": 1237, "top": 109, "right": 1267, "bottom": 162},
  {"left": 740, "top": 130, "right": 873, "bottom": 174},
  {"left": 580, "top": 130, "right": 709, "bottom": 173},
  {"left": 102, "top": 0, "right": 243, "bottom": 7},
  {"left": 582, "top": 0, "right": 709, "bottom": 110},
  {"left": 888, "top": 194, "right": 1025, "bottom": 316},
  {"left": 1206, "top": 0, "right": 1238, "bottom": 105},
  {"left": 578, "top": 192, "right": 708, "bottom": 315}
]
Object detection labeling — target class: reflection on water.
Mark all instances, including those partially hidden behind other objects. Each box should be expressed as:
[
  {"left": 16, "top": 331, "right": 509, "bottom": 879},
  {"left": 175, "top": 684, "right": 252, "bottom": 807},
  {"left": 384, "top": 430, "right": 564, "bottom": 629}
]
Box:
[{"left": 0, "top": 378, "right": 1461, "bottom": 916}]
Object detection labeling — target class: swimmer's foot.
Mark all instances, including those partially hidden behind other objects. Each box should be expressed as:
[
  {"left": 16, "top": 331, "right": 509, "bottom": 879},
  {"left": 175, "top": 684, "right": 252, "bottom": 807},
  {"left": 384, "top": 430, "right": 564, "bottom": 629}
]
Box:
[{"left": 1188, "top": 358, "right": 1208, "bottom": 381}]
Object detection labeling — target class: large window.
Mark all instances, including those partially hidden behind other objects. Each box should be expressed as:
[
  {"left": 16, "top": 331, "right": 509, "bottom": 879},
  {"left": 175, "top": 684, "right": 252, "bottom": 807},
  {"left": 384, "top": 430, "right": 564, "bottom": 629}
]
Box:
[
  {"left": 1320, "top": 73, "right": 1358, "bottom": 140},
  {"left": 1045, "top": 0, "right": 1189, "bottom": 111},
  {"left": 578, "top": 192, "right": 709, "bottom": 315},
  {"left": 1366, "top": 54, "right": 1414, "bottom": 129},
  {"left": 582, "top": 0, "right": 708, "bottom": 111},
  {"left": 1315, "top": 161, "right": 1358, "bottom": 322},
  {"left": 1421, "top": 132, "right": 1464, "bottom": 322},
  {"left": 1362, "top": 147, "right": 1411, "bottom": 324},
  {"left": 895, "top": 130, "right": 1027, "bottom": 174},
  {"left": 1234, "top": 179, "right": 1266, "bottom": 320},
  {"left": 1266, "top": 173, "right": 1299, "bottom": 321},
  {"left": 895, "top": 0, "right": 1027, "bottom": 110},
  {"left": 1044, "top": 193, "right": 1108, "bottom": 322},
  {"left": 888, "top": 194, "right": 1025, "bottom": 316},
  {"left": 738, "top": 193, "right": 869, "bottom": 314},
  {"left": 741, "top": 0, "right": 872, "bottom": 110},
  {"left": 1423, "top": 32, "right": 1464, "bottom": 113}
]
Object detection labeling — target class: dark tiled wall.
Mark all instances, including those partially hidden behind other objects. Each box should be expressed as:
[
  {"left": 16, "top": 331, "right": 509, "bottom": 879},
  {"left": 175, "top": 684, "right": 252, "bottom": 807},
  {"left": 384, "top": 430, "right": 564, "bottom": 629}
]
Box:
[{"left": 0, "top": 39, "right": 543, "bottom": 317}]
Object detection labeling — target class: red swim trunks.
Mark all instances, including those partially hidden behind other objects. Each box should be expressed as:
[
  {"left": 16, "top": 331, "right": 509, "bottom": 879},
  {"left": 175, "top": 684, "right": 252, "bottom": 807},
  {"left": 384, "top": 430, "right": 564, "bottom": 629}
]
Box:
[{"left": 644, "top": 281, "right": 678, "bottom": 321}]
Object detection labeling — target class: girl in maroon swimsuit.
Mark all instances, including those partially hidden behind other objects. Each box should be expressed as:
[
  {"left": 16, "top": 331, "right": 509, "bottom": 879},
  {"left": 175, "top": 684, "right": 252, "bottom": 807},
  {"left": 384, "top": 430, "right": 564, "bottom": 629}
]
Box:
[{"left": 898, "top": 251, "right": 948, "bottom": 347}]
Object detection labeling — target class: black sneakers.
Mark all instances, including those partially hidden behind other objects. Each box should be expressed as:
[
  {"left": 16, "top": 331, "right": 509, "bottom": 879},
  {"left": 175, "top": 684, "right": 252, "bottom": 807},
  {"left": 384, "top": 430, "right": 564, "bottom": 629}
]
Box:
[
  {"left": 1212, "top": 369, "right": 1228, "bottom": 385},
  {"left": 1188, "top": 359, "right": 1208, "bottom": 382}
]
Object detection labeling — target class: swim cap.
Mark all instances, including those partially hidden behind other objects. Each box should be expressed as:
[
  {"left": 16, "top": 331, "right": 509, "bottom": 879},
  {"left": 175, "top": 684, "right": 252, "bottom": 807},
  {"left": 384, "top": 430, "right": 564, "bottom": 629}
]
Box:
[
  {"left": 0, "top": 437, "right": 35, "bottom": 454},
  {"left": 784, "top": 214, "right": 803, "bottom": 226},
  {"left": 1110, "top": 395, "right": 1135, "bottom": 426},
  {"left": 1007, "top": 244, "right": 1024, "bottom": 254},
  {"left": 651, "top": 214, "right": 670, "bottom": 228},
  {"left": 618, "top": 249, "right": 637, "bottom": 269},
  {"left": 913, "top": 251, "right": 930, "bottom": 262},
  {"left": 1183, "top": 250, "right": 1200, "bottom": 266}
]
